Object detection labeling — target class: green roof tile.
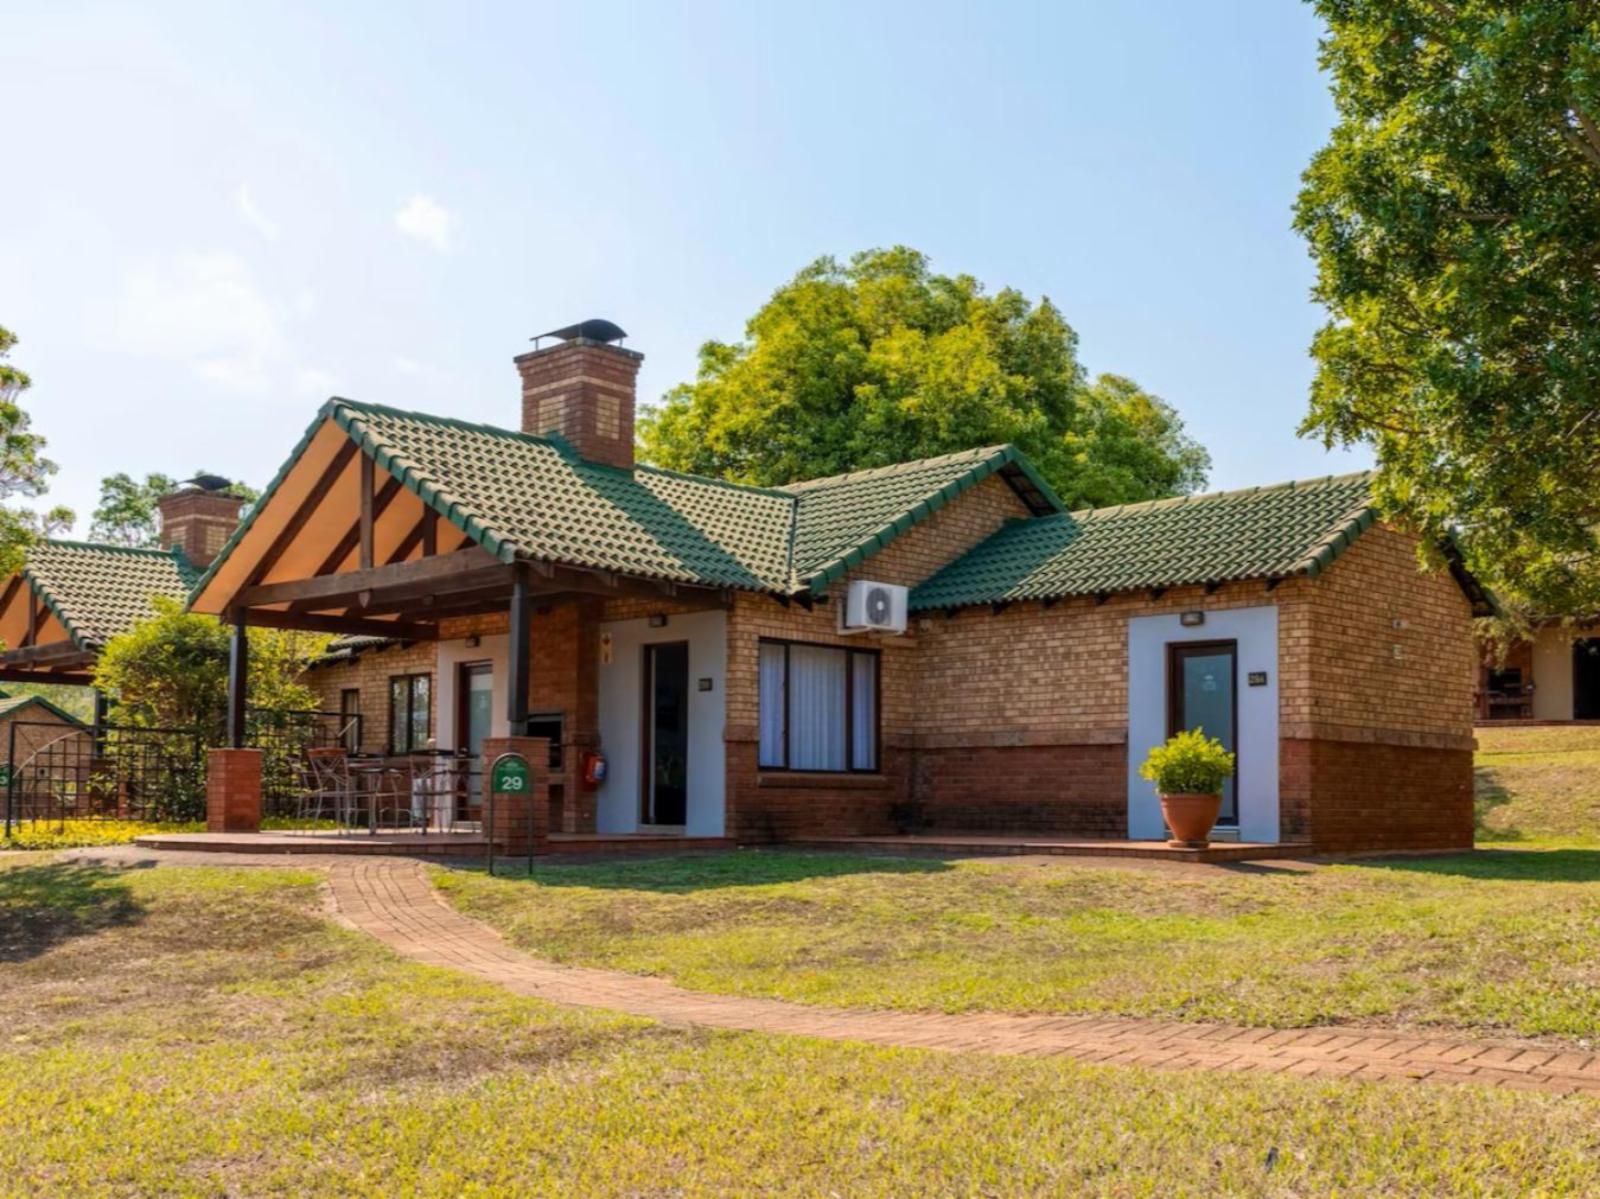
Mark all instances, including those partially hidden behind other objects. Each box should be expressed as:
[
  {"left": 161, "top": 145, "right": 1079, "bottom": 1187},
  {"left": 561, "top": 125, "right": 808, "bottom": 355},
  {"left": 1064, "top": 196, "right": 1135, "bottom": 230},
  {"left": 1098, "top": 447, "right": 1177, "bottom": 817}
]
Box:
[
  {"left": 0, "top": 691, "right": 88, "bottom": 726},
  {"left": 195, "top": 399, "right": 1062, "bottom": 603},
  {"left": 781, "top": 445, "right": 1061, "bottom": 589},
  {"left": 910, "top": 472, "right": 1378, "bottom": 610},
  {"left": 24, "top": 541, "right": 197, "bottom": 649}
]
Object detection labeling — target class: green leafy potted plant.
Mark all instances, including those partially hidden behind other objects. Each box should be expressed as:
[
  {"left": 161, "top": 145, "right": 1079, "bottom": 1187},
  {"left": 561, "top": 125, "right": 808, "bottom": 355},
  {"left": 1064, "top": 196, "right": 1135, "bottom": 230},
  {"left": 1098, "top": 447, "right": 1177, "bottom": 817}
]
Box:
[{"left": 1138, "top": 728, "right": 1236, "bottom": 848}]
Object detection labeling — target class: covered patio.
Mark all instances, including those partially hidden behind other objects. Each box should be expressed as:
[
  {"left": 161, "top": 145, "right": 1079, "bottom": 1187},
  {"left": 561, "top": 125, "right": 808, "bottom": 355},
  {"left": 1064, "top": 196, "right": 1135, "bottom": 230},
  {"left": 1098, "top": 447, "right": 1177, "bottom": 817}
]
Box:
[{"left": 182, "top": 395, "right": 738, "bottom": 856}]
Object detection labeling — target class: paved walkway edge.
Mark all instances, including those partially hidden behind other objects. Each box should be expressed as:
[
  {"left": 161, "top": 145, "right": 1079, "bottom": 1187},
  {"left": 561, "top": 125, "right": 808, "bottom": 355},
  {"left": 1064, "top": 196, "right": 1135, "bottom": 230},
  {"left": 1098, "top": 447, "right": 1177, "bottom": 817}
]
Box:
[{"left": 326, "top": 858, "right": 1600, "bottom": 1096}]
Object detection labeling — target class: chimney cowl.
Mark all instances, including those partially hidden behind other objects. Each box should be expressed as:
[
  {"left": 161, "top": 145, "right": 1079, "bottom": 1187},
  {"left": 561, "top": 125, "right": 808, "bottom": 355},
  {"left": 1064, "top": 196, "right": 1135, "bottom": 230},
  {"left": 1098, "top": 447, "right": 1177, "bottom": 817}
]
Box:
[{"left": 533, "top": 318, "right": 629, "bottom": 348}]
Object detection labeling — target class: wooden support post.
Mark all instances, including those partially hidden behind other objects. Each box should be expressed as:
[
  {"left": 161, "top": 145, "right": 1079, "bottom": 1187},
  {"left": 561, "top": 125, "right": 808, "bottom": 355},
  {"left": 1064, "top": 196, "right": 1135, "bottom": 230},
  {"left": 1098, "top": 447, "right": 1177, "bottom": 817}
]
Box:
[
  {"left": 359, "top": 454, "right": 375, "bottom": 570},
  {"left": 91, "top": 689, "right": 110, "bottom": 755},
  {"left": 227, "top": 614, "right": 249, "bottom": 749},
  {"left": 506, "top": 565, "right": 531, "bottom": 737}
]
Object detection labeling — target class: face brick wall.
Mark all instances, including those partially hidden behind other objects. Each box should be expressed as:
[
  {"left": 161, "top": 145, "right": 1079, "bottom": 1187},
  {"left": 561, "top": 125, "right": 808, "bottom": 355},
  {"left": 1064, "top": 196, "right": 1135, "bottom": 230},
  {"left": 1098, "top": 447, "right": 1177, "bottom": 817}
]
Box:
[
  {"left": 908, "top": 579, "right": 1314, "bottom": 837},
  {"left": 723, "top": 474, "right": 1031, "bottom": 841},
  {"left": 1294, "top": 525, "right": 1476, "bottom": 851},
  {"left": 306, "top": 640, "right": 436, "bottom": 753},
  {"left": 303, "top": 502, "right": 1475, "bottom": 853}
]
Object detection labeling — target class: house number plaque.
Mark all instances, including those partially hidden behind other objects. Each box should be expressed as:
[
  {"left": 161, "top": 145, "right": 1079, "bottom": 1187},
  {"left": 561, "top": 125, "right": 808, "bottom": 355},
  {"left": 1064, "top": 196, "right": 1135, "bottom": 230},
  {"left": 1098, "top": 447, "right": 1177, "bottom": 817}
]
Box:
[
  {"left": 490, "top": 753, "right": 531, "bottom": 793},
  {"left": 1247, "top": 671, "right": 1268, "bottom": 687}
]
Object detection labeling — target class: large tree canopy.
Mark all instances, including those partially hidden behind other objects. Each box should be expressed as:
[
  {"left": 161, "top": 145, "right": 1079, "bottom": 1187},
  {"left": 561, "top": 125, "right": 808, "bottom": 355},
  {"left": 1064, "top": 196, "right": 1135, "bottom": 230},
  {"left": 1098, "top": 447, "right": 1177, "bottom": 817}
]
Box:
[
  {"left": 0, "top": 325, "right": 71, "bottom": 572},
  {"left": 639, "top": 248, "right": 1209, "bottom": 509},
  {"left": 1297, "top": 1, "right": 1600, "bottom": 614}
]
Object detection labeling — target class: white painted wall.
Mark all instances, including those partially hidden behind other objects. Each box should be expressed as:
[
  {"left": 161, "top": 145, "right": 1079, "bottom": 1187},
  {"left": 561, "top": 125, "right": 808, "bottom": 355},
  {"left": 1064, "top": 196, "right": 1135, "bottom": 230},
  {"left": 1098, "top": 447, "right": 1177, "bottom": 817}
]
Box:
[
  {"left": 595, "top": 610, "right": 727, "bottom": 836},
  {"left": 434, "top": 634, "right": 510, "bottom": 749},
  {"left": 1532, "top": 626, "right": 1575, "bottom": 721},
  {"left": 1127, "top": 606, "right": 1280, "bottom": 843}
]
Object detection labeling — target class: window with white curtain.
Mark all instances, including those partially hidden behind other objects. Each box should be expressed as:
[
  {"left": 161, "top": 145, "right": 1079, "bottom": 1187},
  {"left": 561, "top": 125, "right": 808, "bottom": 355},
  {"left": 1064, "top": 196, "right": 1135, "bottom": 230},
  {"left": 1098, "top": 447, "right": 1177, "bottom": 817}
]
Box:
[{"left": 757, "top": 639, "right": 879, "bottom": 772}]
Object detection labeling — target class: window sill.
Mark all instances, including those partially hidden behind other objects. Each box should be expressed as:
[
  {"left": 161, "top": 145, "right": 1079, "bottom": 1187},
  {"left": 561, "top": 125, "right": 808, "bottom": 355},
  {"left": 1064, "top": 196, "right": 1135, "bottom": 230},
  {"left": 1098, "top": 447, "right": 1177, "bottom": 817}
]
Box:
[{"left": 756, "top": 772, "right": 890, "bottom": 790}]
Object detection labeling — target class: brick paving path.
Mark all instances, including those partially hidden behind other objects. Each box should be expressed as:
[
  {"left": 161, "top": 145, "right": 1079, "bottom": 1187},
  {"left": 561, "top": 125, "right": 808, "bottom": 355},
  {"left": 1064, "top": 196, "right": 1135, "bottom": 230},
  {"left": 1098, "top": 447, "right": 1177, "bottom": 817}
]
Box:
[{"left": 326, "top": 858, "right": 1600, "bottom": 1095}]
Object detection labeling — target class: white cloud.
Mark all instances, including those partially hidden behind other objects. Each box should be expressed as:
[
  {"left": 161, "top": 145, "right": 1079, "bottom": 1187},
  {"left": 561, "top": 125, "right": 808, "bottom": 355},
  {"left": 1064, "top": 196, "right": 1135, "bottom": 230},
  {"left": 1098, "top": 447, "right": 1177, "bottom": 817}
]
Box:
[
  {"left": 114, "top": 253, "right": 284, "bottom": 392},
  {"left": 393, "top": 355, "right": 422, "bottom": 375},
  {"left": 235, "top": 184, "right": 279, "bottom": 240},
  {"left": 393, "top": 194, "right": 455, "bottom": 252}
]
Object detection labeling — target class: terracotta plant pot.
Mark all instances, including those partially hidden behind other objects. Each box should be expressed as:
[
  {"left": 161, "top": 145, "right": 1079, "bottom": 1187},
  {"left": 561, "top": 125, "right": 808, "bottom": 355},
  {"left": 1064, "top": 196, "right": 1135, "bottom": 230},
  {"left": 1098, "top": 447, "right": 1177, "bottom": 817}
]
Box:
[{"left": 1160, "top": 792, "right": 1222, "bottom": 848}]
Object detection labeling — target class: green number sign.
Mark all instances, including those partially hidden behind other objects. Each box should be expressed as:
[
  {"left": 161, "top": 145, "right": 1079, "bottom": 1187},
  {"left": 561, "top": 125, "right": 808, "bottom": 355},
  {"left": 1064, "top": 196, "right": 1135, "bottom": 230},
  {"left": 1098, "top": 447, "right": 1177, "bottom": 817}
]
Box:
[
  {"left": 0, "top": 764, "right": 13, "bottom": 788},
  {"left": 489, "top": 753, "right": 531, "bottom": 794}
]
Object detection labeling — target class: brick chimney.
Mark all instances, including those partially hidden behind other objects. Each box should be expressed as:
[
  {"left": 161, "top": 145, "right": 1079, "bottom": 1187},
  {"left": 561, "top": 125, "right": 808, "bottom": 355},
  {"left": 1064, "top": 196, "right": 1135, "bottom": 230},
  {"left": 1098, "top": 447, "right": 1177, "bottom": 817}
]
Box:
[
  {"left": 514, "top": 318, "right": 642, "bottom": 470},
  {"left": 157, "top": 481, "right": 246, "bottom": 568}
]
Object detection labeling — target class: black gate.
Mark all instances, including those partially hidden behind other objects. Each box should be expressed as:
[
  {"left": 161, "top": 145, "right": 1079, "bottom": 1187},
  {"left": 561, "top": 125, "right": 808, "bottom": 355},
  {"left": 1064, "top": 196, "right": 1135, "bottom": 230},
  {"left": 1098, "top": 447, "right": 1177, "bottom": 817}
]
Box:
[{"left": 3, "top": 720, "right": 204, "bottom": 832}]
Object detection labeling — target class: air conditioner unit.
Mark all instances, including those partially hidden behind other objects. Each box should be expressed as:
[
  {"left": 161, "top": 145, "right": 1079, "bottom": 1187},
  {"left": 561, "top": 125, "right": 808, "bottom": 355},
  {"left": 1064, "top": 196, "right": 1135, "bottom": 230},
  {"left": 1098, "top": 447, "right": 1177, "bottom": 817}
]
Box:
[{"left": 841, "top": 580, "right": 909, "bottom": 635}]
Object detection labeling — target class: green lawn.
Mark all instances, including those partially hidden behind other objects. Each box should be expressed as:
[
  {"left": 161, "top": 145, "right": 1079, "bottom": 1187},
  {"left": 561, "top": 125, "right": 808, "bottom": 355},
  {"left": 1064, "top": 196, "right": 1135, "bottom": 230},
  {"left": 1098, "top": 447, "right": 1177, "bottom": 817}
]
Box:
[
  {"left": 4, "top": 858, "right": 1600, "bottom": 1196},
  {"left": 433, "top": 726, "right": 1600, "bottom": 1046}
]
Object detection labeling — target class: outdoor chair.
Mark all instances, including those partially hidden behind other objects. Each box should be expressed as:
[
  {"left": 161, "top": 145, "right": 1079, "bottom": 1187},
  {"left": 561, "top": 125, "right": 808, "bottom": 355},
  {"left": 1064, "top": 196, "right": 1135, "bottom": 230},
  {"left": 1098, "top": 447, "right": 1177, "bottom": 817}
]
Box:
[
  {"left": 367, "top": 758, "right": 423, "bottom": 832},
  {"left": 303, "top": 747, "right": 357, "bottom": 831}
]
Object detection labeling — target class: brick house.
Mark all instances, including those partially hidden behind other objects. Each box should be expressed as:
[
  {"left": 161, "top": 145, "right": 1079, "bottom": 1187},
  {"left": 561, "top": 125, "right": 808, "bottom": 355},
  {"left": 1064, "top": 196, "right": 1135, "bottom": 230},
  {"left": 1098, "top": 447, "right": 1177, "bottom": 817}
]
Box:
[
  {"left": 186, "top": 321, "right": 1491, "bottom": 854},
  {"left": 0, "top": 483, "right": 243, "bottom": 694}
]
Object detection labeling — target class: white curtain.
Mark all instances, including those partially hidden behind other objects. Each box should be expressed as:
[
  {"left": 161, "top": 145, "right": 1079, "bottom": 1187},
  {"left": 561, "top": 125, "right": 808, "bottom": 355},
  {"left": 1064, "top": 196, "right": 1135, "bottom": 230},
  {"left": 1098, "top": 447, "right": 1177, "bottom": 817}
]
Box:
[
  {"left": 789, "top": 645, "right": 847, "bottom": 770},
  {"left": 850, "top": 653, "right": 877, "bottom": 771},
  {"left": 758, "top": 642, "right": 787, "bottom": 767}
]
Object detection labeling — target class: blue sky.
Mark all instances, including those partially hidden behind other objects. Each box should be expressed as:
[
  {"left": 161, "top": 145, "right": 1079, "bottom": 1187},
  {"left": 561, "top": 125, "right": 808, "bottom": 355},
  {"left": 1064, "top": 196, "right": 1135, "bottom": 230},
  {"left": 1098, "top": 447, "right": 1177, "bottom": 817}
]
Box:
[{"left": 0, "top": 0, "right": 1364, "bottom": 528}]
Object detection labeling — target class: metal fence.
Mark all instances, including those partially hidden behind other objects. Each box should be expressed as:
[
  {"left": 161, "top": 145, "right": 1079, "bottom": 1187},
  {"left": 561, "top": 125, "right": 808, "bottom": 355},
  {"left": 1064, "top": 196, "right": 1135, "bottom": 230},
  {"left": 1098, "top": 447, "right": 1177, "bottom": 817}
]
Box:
[
  {"left": 244, "top": 708, "right": 362, "bottom": 820},
  {"left": 3, "top": 720, "right": 204, "bottom": 831}
]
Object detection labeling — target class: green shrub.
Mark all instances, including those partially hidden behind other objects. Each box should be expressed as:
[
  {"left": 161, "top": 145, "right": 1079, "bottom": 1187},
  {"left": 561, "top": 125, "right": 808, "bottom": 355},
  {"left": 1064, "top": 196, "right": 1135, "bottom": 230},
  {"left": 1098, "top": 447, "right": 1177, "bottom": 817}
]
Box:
[{"left": 1138, "top": 729, "right": 1235, "bottom": 795}]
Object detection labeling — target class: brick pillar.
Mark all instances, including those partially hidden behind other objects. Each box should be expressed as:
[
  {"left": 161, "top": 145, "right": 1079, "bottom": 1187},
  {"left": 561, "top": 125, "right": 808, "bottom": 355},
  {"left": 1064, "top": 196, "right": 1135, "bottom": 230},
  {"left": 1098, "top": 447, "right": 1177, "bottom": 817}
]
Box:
[
  {"left": 207, "top": 748, "right": 262, "bottom": 833},
  {"left": 481, "top": 736, "right": 550, "bottom": 857}
]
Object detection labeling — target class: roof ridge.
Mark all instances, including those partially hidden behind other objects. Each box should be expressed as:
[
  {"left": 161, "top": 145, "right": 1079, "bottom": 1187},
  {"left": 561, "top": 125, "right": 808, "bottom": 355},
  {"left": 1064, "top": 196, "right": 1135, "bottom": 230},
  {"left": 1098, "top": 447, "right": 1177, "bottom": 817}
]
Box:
[
  {"left": 330, "top": 397, "right": 572, "bottom": 453},
  {"left": 781, "top": 445, "right": 1013, "bottom": 493},
  {"left": 1068, "top": 469, "right": 1376, "bottom": 520},
  {"left": 629, "top": 461, "right": 795, "bottom": 500},
  {"left": 338, "top": 396, "right": 796, "bottom": 500},
  {"left": 37, "top": 538, "right": 183, "bottom": 558}
]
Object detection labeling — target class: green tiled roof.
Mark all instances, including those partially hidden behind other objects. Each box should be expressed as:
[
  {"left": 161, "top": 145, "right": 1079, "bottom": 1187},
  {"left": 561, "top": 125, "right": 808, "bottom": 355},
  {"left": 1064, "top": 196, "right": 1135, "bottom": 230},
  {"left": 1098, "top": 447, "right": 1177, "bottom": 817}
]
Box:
[
  {"left": 0, "top": 691, "right": 88, "bottom": 726},
  {"left": 197, "top": 399, "right": 1061, "bottom": 602},
  {"left": 910, "top": 472, "right": 1379, "bottom": 610},
  {"left": 781, "top": 446, "right": 1061, "bottom": 589},
  {"left": 311, "top": 634, "right": 400, "bottom": 666},
  {"left": 24, "top": 541, "right": 198, "bottom": 650}
]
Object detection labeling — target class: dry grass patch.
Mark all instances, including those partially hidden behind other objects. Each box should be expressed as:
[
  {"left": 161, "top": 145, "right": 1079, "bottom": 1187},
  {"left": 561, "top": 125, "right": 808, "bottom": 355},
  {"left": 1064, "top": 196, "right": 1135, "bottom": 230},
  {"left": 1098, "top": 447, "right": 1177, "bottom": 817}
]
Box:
[
  {"left": 3, "top": 856, "right": 1600, "bottom": 1195},
  {"left": 435, "top": 846, "right": 1600, "bottom": 1044},
  {"left": 1476, "top": 725, "right": 1600, "bottom": 843}
]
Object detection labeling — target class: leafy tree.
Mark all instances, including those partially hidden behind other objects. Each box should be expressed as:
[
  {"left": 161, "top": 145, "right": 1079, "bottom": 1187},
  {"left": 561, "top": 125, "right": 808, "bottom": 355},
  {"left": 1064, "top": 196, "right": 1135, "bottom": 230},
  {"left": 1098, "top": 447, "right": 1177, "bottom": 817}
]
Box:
[
  {"left": 94, "top": 598, "right": 328, "bottom": 738},
  {"left": 89, "top": 471, "right": 258, "bottom": 547},
  {"left": 640, "top": 248, "right": 1209, "bottom": 508},
  {"left": 1296, "top": 1, "right": 1600, "bottom": 613},
  {"left": 0, "top": 325, "right": 71, "bottom": 572}
]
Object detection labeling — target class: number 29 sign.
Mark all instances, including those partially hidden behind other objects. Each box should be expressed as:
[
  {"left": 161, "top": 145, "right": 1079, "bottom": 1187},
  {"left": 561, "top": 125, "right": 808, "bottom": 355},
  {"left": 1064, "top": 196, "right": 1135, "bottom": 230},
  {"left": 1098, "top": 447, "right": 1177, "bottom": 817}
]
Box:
[{"left": 490, "top": 753, "right": 531, "bottom": 794}]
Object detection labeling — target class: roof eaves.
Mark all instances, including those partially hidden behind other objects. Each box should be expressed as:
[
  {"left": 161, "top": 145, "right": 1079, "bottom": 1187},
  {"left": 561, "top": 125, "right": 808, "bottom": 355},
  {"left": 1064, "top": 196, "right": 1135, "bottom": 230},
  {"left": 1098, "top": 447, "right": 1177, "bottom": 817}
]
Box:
[
  {"left": 1290, "top": 505, "right": 1378, "bottom": 579},
  {"left": 187, "top": 399, "right": 343, "bottom": 608}
]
